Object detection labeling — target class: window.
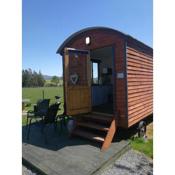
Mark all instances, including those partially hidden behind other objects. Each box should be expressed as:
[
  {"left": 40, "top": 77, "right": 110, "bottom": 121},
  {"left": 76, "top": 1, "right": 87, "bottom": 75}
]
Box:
[{"left": 91, "top": 59, "right": 100, "bottom": 84}]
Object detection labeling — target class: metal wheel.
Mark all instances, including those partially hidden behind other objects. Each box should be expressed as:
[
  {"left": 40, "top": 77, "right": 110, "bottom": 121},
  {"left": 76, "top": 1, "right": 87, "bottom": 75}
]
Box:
[{"left": 138, "top": 121, "right": 146, "bottom": 137}]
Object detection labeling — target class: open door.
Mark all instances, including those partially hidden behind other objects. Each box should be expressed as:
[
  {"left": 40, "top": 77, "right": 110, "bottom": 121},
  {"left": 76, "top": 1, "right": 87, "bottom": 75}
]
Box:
[{"left": 63, "top": 48, "right": 91, "bottom": 115}]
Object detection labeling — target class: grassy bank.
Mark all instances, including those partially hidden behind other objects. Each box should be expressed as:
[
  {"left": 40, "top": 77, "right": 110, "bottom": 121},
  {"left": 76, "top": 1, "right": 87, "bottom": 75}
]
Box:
[
  {"left": 130, "top": 123, "right": 153, "bottom": 159},
  {"left": 131, "top": 138, "right": 153, "bottom": 158}
]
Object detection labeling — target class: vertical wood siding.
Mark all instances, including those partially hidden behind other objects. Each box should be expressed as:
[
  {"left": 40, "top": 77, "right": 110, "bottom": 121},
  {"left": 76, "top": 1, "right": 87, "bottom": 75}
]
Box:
[
  {"left": 127, "top": 47, "right": 153, "bottom": 127},
  {"left": 64, "top": 50, "right": 92, "bottom": 115}
]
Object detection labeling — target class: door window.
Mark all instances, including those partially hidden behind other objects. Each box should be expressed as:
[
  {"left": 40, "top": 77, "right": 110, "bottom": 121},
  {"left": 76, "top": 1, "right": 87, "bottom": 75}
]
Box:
[{"left": 92, "top": 61, "right": 100, "bottom": 84}]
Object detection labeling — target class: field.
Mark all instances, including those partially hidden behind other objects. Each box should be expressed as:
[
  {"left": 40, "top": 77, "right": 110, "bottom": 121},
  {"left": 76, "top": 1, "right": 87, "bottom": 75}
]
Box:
[
  {"left": 22, "top": 87, "right": 64, "bottom": 125},
  {"left": 22, "top": 87, "right": 63, "bottom": 105},
  {"left": 44, "top": 79, "right": 63, "bottom": 86}
]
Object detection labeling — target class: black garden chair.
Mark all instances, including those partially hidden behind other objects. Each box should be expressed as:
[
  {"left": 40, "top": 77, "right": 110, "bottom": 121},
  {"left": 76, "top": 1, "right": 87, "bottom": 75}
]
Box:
[
  {"left": 54, "top": 96, "right": 71, "bottom": 128},
  {"left": 26, "top": 99, "right": 50, "bottom": 140},
  {"left": 42, "top": 103, "right": 60, "bottom": 131},
  {"left": 41, "top": 103, "right": 61, "bottom": 142},
  {"left": 26, "top": 103, "right": 61, "bottom": 142},
  {"left": 26, "top": 99, "right": 50, "bottom": 126}
]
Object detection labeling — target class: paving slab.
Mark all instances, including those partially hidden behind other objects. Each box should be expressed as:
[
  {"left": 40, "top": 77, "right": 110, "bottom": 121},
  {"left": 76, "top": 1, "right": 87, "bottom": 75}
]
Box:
[{"left": 22, "top": 122, "right": 130, "bottom": 175}]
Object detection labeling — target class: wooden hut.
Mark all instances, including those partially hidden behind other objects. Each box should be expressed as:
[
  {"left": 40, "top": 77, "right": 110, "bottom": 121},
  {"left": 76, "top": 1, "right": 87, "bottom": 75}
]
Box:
[{"left": 57, "top": 27, "right": 153, "bottom": 150}]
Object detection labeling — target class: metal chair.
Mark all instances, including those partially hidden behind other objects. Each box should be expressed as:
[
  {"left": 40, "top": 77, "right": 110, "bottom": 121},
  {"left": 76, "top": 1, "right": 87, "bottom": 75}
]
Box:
[
  {"left": 26, "top": 99, "right": 50, "bottom": 140},
  {"left": 26, "top": 99, "right": 50, "bottom": 125},
  {"left": 41, "top": 103, "right": 60, "bottom": 143},
  {"left": 26, "top": 103, "right": 61, "bottom": 142}
]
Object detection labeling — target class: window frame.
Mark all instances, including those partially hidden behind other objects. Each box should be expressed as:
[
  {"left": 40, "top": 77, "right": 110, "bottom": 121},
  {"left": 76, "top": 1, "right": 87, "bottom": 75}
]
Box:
[{"left": 91, "top": 59, "right": 101, "bottom": 85}]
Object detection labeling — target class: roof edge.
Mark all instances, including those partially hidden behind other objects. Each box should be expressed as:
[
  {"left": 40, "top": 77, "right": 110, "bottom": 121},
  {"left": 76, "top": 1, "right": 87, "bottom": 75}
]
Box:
[{"left": 56, "top": 26, "right": 152, "bottom": 55}]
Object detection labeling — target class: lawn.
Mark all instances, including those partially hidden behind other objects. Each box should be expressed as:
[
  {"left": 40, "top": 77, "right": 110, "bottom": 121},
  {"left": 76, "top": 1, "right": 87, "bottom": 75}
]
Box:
[
  {"left": 22, "top": 87, "right": 63, "bottom": 108},
  {"left": 22, "top": 87, "right": 64, "bottom": 125},
  {"left": 131, "top": 138, "right": 153, "bottom": 158},
  {"left": 130, "top": 122, "right": 153, "bottom": 159}
]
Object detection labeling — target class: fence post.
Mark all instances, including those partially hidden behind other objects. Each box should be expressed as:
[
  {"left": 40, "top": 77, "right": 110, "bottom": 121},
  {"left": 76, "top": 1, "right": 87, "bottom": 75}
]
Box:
[{"left": 42, "top": 90, "right": 44, "bottom": 99}]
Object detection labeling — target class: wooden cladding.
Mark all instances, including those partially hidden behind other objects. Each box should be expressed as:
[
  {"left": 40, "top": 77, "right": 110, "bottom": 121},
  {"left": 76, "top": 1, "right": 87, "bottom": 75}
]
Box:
[
  {"left": 127, "top": 47, "right": 153, "bottom": 127},
  {"left": 68, "top": 54, "right": 88, "bottom": 85},
  {"left": 67, "top": 86, "right": 91, "bottom": 115},
  {"left": 64, "top": 48, "right": 91, "bottom": 115},
  {"left": 60, "top": 27, "right": 153, "bottom": 131}
]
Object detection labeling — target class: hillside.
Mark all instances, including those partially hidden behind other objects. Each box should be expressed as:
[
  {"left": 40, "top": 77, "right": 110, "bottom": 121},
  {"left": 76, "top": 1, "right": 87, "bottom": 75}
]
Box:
[{"left": 43, "top": 75, "right": 53, "bottom": 80}]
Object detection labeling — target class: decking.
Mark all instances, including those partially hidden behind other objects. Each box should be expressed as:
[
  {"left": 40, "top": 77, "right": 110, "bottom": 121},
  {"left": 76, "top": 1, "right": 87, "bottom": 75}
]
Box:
[{"left": 22, "top": 122, "right": 130, "bottom": 175}]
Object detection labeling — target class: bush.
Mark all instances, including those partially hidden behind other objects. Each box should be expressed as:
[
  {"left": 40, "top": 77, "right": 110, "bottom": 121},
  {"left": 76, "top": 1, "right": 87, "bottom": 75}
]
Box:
[{"left": 44, "top": 82, "right": 57, "bottom": 87}]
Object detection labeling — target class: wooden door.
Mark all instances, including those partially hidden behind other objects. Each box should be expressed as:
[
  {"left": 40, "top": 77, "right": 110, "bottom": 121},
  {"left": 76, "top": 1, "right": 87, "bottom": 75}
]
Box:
[{"left": 64, "top": 48, "right": 91, "bottom": 115}]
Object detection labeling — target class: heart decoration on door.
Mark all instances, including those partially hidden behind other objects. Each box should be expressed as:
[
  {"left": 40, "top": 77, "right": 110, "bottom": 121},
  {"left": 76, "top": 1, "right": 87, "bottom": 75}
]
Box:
[{"left": 70, "top": 73, "right": 79, "bottom": 85}]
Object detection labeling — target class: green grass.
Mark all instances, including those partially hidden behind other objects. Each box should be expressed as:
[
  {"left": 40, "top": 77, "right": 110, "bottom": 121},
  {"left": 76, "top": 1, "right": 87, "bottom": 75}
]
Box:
[
  {"left": 44, "top": 79, "right": 63, "bottom": 86},
  {"left": 22, "top": 116, "right": 27, "bottom": 126},
  {"left": 130, "top": 137, "right": 153, "bottom": 159},
  {"left": 22, "top": 87, "right": 63, "bottom": 108},
  {"left": 22, "top": 87, "right": 64, "bottom": 125}
]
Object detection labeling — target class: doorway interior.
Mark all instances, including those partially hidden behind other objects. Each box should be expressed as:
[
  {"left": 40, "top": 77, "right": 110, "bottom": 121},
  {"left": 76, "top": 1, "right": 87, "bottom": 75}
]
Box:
[{"left": 90, "top": 46, "right": 114, "bottom": 114}]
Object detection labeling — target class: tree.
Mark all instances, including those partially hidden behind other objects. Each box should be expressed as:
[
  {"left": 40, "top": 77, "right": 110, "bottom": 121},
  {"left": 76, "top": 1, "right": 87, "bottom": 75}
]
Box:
[
  {"left": 22, "top": 69, "right": 45, "bottom": 87},
  {"left": 30, "top": 71, "right": 38, "bottom": 87},
  {"left": 37, "top": 71, "right": 45, "bottom": 87},
  {"left": 51, "top": 76, "right": 59, "bottom": 86},
  {"left": 22, "top": 69, "right": 32, "bottom": 87}
]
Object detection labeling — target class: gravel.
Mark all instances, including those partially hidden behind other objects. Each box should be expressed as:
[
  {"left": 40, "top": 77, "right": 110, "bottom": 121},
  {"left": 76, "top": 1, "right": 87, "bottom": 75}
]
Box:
[
  {"left": 22, "top": 165, "right": 38, "bottom": 175},
  {"left": 101, "top": 149, "right": 153, "bottom": 175}
]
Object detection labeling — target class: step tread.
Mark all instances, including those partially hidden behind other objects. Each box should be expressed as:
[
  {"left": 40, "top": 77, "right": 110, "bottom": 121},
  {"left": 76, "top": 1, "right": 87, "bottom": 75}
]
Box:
[
  {"left": 73, "top": 129, "right": 105, "bottom": 142},
  {"left": 77, "top": 121, "right": 109, "bottom": 131},
  {"left": 92, "top": 112, "right": 113, "bottom": 117},
  {"left": 82, "top": 113, "right": 113, "bottom": 122}
]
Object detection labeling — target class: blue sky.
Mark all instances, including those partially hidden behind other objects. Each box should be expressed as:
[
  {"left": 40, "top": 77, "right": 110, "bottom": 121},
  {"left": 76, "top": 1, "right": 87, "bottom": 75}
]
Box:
[{"left": 22, "top": 0, "right": 152, "bottom": 76}]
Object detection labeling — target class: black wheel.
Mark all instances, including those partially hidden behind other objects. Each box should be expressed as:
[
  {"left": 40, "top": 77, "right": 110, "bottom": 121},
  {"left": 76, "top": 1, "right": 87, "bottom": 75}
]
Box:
[{"left": 138, "top": 121, "right": 146, "bottom": 137}]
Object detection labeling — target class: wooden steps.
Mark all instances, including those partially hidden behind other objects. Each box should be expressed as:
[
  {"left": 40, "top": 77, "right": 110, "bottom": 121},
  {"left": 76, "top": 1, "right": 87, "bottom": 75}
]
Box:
[
  {"left": 73, "top": 129, "right": 105, "bottom": 142},
  {"left": 72, "top": 113, "right": 117, "bottom": 151},
  {"left": 82, "top": 113, "right": 113, "bottom": 123},
  {"left": 76, "top": 121, "right": 109, "bottom": 131},
  {"left": 92, "top": 112, "right": 113, "bottom": 117}
]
